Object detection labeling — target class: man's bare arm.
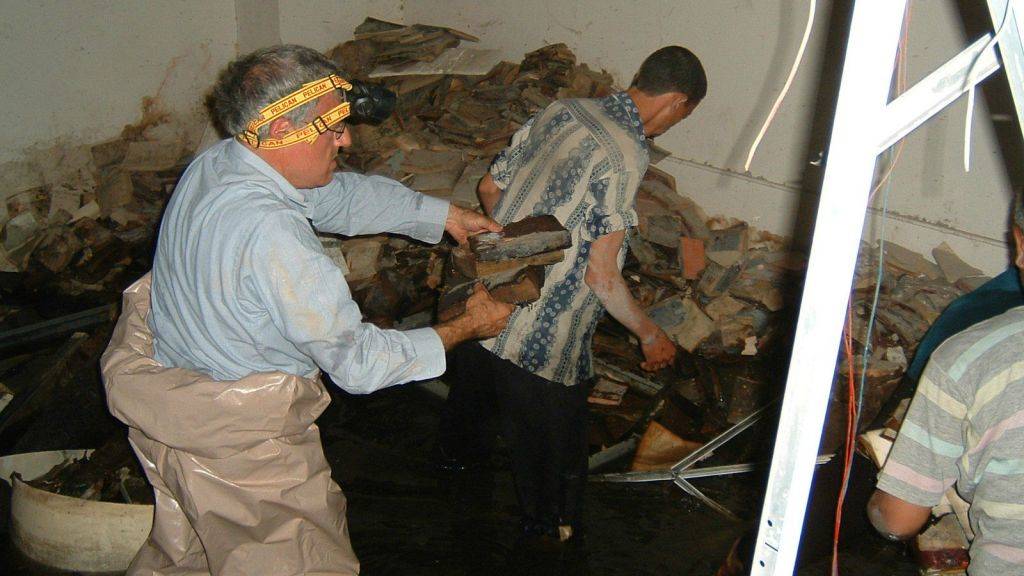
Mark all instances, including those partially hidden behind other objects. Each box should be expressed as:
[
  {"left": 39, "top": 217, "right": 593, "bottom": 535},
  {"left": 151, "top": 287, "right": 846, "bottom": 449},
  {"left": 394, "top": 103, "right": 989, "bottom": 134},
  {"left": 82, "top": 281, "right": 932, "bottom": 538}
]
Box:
[
  {"left": 477, "top": 173, "right": 503, "bottom": 217},
  {"left": 584, "top": 229, "right": 675, "bottom": 371},
  {"left": 866, "top": 489, "right": 932, "bottom": 540}
]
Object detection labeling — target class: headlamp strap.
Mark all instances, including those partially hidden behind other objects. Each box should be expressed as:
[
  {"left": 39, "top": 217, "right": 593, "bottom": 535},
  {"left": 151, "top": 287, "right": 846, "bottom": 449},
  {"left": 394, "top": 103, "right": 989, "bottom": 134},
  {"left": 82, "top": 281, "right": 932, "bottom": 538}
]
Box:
[{"left": 238, "top": 73, "right": 353, "bottom": 149}]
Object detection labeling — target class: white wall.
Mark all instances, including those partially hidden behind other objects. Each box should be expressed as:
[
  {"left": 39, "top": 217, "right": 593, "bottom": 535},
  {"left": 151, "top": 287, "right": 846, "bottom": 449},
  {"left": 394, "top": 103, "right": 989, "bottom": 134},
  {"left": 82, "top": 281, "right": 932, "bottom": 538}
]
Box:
[
  {"left": 236, "top": 0, "right": 282, "bottom": 54},
  {"left": 2, "top": 1, "right": 1014, "bottom": 274},
  {"left": 0, "top": 0, "right": 405, "bottom": 169},
  {"left": 402, "top": 0, "right": 1016, "bottom": 275},
  {"left": 0, "top": 0, "right": 238, "bottom": 165},
  {"left": 866, "top": 2, "right": 1013, "bottom": 275},
  {"left": 278, "top": 0, "right": 404, "bottom": 53}
]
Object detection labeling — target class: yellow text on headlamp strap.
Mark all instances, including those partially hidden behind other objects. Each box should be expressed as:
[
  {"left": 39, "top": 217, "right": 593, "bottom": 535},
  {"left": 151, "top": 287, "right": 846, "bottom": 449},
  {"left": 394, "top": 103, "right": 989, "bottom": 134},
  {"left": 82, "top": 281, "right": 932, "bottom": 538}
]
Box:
[
  {"left": 239, "top": 101, "right": 350, "bottom": 149},
  {"left": 238, "top": 74, "right": 353, "bottom": 149}
]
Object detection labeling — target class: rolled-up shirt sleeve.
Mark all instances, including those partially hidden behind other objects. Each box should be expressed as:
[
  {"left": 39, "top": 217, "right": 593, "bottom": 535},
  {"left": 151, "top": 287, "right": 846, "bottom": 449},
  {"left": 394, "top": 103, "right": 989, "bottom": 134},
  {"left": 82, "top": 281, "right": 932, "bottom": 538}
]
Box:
[
  {"left": 303, "top": 172, "right": 449, "bottom": 243},
  {"left": 489, "top": 116, "right": 536, "bottom": 190},
  {"left": 876, "top": 360, "right": 966, "bottom": 507},
  {"left": 582, "top": 169, "right": 640, "bottom": 242},
  {"left": 245, "top": 209, "right": 445, "bottom": 393}
]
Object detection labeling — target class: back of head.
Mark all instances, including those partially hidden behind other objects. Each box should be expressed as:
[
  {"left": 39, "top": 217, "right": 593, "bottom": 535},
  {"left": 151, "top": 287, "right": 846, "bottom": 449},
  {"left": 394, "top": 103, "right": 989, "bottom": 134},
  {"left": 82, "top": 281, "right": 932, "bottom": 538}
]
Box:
[
  {"left": 207, "top": 44, "right": 338, "bottom": 139},
  {"left": 631, "top": 46, "right": 707, "bottom": 103}
]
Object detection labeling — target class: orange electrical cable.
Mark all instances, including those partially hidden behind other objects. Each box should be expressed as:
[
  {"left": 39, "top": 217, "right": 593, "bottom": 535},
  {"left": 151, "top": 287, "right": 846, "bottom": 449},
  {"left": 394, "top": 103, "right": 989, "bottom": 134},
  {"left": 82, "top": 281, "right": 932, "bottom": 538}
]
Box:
[
  {"left": 831, "top": 6, "right": 913, "bottom": 574},
  {"left": 831, "top": 303, "right": 858, "bottom": 576}
]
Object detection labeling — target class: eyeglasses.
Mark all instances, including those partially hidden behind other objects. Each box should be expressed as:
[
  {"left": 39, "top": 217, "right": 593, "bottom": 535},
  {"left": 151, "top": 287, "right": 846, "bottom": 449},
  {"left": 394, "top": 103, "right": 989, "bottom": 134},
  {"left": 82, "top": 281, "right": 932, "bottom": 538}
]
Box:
[
  {"left": 322, "top": 122, "right": 347, "bottom": 141},
  {"left": 309, "top": 113, "right": 348, "bottom": 144}
]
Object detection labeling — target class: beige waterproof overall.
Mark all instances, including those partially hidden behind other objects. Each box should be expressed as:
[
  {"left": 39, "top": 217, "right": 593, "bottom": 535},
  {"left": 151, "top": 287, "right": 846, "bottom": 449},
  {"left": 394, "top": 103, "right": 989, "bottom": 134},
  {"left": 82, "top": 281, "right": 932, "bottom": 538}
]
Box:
[{"left": 101, "top": 275, "right": 360, "bottom": 575}]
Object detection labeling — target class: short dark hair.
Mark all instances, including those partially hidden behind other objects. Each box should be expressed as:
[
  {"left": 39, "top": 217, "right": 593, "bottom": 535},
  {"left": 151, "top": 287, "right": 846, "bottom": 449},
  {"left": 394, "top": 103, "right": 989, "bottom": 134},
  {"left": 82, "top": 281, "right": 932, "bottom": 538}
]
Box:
[{"left": 631, "top": 46, "right": 707, "bottom": 103}]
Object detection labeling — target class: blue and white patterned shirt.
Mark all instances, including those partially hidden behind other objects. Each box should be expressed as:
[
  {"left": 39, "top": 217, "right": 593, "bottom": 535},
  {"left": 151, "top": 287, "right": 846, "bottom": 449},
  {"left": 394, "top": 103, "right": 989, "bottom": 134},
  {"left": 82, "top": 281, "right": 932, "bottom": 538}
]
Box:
[{"left": 481, "top": 92, "right": 648, "bottom": 386}]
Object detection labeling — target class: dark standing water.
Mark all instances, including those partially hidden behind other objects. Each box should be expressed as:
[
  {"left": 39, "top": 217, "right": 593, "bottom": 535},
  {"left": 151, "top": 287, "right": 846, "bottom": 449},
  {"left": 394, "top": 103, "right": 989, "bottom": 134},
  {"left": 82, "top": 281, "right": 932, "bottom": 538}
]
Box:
[
  {"left": 319, "top": 384, "right": 747, "bottom": 576},
  {"left": 1, "top": 381, "right": 919, "bottom": 575}
]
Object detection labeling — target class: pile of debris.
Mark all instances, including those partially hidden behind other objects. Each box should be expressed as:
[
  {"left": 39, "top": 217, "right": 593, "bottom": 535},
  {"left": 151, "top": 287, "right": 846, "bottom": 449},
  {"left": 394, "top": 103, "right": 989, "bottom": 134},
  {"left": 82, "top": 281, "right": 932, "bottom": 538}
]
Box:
[
  {"left": 331, "top": 19, "right": 613, "bottom": 192},
  {"left": 330, "top": 19, "right": 994, "bottom": 470},
  {"left": 27, "top": 433, "right": 153, "bottom": 505},
  {"left": 0, "top": 18, "right": 995, "bottom": 482},
  {"left": 320, "top": 18, "right": 991, "bottom": 470},
  {"left": 0, "top": 130, "right": 190, "bottom": 327},
  {"left": 589, "top": 231, "right": 984, "bottom": 469},
  {"left": 327, "top": 18, "right": 481, "bottom": 79},
  {"left": 311, "top": 19, "right": 622, "bottom": 327}
]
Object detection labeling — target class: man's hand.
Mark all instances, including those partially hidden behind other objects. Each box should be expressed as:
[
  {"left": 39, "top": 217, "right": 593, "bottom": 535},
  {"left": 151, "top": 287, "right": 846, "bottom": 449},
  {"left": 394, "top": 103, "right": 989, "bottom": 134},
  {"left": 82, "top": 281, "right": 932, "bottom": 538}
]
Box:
[
  {"left": 445, "top": 204, "right": 502, "bottom": 245},
  {"left": 640, "top": 329, "right": 676, "bottom": 371},
  {"left": 435, "top": 284, "right": 514, "bottom": 350},
  {"left": 461, "top": 284, "right": 513, "bottom": 338},
  {"left": 585, "top": 229, "right": 677, "bottom": 372}
]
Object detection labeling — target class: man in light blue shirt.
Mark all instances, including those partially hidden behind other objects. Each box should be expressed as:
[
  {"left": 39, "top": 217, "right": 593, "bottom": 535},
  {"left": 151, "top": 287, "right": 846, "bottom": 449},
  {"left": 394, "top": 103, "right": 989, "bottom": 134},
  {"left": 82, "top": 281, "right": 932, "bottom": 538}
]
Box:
[
  {"left": 103, "top": 45, "right": 511, "bottom": 575},
  {"left": 148, "top": 133, "right": 486, "bottom": 390}
]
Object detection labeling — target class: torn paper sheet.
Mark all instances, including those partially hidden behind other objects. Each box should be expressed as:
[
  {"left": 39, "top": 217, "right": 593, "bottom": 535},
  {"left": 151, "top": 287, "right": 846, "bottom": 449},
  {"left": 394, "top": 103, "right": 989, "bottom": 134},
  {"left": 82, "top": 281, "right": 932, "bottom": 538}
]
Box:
[{"left": 369, "top": 47, "right": 504, "bottom": 78}]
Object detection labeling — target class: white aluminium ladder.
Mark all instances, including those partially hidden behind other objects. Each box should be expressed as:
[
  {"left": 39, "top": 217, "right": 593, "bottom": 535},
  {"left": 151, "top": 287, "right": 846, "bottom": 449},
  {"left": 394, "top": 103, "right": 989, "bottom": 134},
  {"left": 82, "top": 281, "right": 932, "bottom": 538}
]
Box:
[{"left": 750, "top": 1, "right": 1024, "bottom": 574}]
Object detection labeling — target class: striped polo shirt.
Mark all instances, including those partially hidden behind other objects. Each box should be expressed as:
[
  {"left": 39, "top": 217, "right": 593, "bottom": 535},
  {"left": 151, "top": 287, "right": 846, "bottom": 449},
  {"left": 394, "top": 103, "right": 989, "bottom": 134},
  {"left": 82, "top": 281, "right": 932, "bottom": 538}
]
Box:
[
  {"left": 480, "top": 92, "right": 648, "bottom": 386},
  {"left": 878, "top": 305, "right": 1024, "bottom": 575}
]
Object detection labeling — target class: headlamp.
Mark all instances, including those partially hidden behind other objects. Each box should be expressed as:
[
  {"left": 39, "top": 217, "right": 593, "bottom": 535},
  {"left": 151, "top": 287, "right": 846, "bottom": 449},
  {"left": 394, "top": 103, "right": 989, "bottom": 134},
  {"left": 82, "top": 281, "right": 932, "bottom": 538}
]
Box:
[
  {"left": 238, "top": 74, "right": 396, "bottom": 149},
  {"left": 346, "top": 81, "right": 397, "bottom": 126}
]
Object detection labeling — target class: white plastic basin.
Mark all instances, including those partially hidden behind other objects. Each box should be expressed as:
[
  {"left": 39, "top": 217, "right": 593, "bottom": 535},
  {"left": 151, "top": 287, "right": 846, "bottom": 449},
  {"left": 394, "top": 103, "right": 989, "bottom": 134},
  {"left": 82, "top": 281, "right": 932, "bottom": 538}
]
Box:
[{"left": 2, "top": 450, "right": 153, "bottom": 572}]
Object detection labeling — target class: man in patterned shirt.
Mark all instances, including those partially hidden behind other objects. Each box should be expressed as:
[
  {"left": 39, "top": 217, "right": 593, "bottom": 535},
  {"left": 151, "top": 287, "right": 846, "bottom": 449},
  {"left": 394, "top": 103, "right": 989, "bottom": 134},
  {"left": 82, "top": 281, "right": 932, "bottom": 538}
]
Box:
[
  {"left": 868, "top": 188, "right": 1024, "bottom": 574},
  {"left": 443, "top": 46, "right": 707, "bottom": 542}
]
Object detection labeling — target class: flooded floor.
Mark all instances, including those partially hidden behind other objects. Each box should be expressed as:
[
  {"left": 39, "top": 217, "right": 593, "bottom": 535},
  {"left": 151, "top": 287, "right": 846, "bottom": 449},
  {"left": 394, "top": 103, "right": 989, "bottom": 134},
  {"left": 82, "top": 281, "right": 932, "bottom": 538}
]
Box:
[
  {"left": 1, "top": 379, "right": 919, "bottom": 575},
  {"left": 321, "top": 384, "right": 746, "bottom": 576}
]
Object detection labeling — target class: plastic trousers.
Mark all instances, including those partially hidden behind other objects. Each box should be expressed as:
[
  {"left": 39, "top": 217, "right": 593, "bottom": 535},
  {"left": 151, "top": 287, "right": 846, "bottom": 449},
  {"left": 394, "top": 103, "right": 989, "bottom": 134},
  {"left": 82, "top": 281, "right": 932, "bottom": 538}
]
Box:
[{"left": 100, "top": 275, "right": 360, "bottom": 575}]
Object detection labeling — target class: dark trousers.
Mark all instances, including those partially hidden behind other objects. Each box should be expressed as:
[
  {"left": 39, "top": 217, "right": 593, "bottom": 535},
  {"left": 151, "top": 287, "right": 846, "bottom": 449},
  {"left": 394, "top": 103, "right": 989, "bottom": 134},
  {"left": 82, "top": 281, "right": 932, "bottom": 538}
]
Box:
[{"left": 441, "top": 342, "right": 590, "bottom": 531}]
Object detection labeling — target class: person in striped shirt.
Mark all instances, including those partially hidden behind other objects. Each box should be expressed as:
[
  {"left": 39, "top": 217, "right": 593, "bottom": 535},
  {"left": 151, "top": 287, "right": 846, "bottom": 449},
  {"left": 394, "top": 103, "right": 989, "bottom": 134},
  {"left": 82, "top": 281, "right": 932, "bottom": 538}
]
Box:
[{"left": 868, "top": 188, "right": 1024, "bottom": 574}]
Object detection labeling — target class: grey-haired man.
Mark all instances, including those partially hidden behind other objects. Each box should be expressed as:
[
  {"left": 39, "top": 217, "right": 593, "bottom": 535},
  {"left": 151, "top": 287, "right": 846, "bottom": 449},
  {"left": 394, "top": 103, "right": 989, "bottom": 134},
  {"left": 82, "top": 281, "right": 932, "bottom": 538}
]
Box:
[{"left": 102, "top": 44, "right": 511, "bottom": 575}]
